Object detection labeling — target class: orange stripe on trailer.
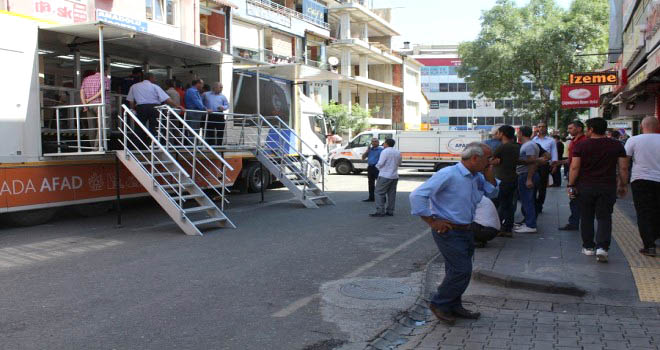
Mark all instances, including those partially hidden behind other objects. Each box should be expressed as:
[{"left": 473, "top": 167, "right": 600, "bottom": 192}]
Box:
[{"left": 400, "top": 152, "right": 459, "bottom": 157}]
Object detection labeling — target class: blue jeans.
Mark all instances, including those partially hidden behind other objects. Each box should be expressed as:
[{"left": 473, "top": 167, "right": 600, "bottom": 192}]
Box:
[
  {"left": 497, "top": 180, "right": 518, "bottom": 232},
  {"left": 518, "top": 172, "right": 539, "bottom": 228},
  {"left": 431, "top": 229, "right": 475, "bottom": 312}
]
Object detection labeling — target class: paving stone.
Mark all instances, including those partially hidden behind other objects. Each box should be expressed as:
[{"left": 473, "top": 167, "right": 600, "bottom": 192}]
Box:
[
  {"left": 606, "top": 306, "right": 635, "bottom": 318},
  {"left": 467, "top": 332, "right": 489, "bottom": 342},
  {"left": 442, "top": 335, "right": 466, "bottom": 346},
  {"left": 510, "top": 335, "right": 532, "bottom": 344},
  {"left": 556, "top": 321, "right": 578, "bottom": 329},
  {"left": 620, "top": 322, "right": 642, "bottom": 329},
  {"left": 494, "top": 314, "right": 515, "bottom": 322},
  {"left": 534, "top": 324, "right": 555, "bottom": 333},
  {"left": 437, "top": 345, "right": 462, "bottom": 350},
  {"left": 527, "top": 301, "right": 552, "bottom": 312},
  {"left": 535, "top": 317, "right": 555, "bottom": 325},
  {"left": 556, "top": 337, "right": 579, "bottom": 347},
  {"left": 627, "top": 336, "right": 653, "bottom": 347},
  {"left": 488, "top": 330, "right": 511, "bottom": 339},
  {"left": 624, "top": 328, "right": 647, "bottom": 337},
  {"left": 516, "top": 311, "right": 538, "bottom": 319},
  {"left": 508, "top": 345, "right": 531, "bottom": 350},
  {"left": 555, "top": 347, "right": 581, "bottom": 350},
  {"left": 598, "top": 316, "right": 622, "bottom": 324},
  {"left": 603, "top": 340, "right": 630, "bottom": 350},
  {"left": 463, "top": 342, "right": 485, "bottom": 350},
  {"left": 470, "top": 326, "right": 492, "bottom": 335},
  {"left": 532, "top": 332, "right": 555, "bottom": 341},
  {"left": 491, "top": 322, "right": 513, "bottom": 330},
  {"left": 601, "top": 323, "right": 622, "bottom": 331},
  {"left": 582, "top": 344, "right": 607, "bottom": 350},
  {"left": 577, "top": 318, "right": 599, "bottom": 326},
  {"left": 579, "top": 304, "right": 605, "bottom": 315},
  {"left": 555, "top": 304, "right": 580, "bottom": 315},
  {"left": 486, "top": 338, "right": 510, "bottom": 348},
  {"left": 447, "top": 328, "right": 469, "bottom": 336},
  {"left": 515, "top": 319, "right": 535, "bottom": 328},
  {"left": 475, "top": 296, "right": 506, "bottom": 308},
  {"left": 557, "top": 329, "right": 578, "bottom": 337},
  {"left": 512, "top": 327, "right": 533, "bottom": 336},
  {"left": 536, "top": 311, "right": 555, "bottom": 318},
  {"left": 503, "top": 300, "right": 529, "bottom": 310},
  {"left": 579, "top": 334, "right": 602, "bottom": 343},
  {"left": 531, "top": 340, "right": 554, "bottom": 350},
  {"left": 601, "top": 332, "right": 625, "bottom": 341},
  {"left": 633, "top": 308, "right": 660, "bottom": 319},
  {"left": 578, "top": 325, "right": 600, "bottom": 334}
]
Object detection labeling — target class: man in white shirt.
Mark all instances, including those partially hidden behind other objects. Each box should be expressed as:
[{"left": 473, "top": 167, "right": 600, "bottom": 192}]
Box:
[
  {"left": 371, "top": 139, "right": 402, "bottom": 217},
  {"left": 625, "top": 116, "right": 660, "bottom": 257},
  {"left": 532, "top": 121, "right": 558, "bottom": 214}
]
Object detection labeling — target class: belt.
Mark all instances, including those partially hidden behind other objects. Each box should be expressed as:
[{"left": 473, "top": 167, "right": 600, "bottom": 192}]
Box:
[{"left": 450, "top": 223, "right": 472, "bottom": 231}]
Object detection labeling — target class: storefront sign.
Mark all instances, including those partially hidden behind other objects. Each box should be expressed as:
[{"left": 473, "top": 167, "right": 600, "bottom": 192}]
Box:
[
  {"left": 247, "top": 2, "right": 291, "bottom": 27},
  {"left": 302, "top": 0, "right": 327, "bottom": 24},
  {"left": 628, "top": 64, "right": 648, "bottom": 89},
  {"left": 561, "top": 85, "right": 600, "bottom": 109},
  {"left": 96, "top": 9, "right": 148, "bottom": 32},
  {"left": 33, "top": 0, "right": 88, "bottom": 24},
  {"left": 568, "top": 72, "right": 618, "bottom": 85}
]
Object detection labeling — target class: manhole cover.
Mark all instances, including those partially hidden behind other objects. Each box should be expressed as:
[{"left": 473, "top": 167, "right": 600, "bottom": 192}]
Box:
[{"left": 339, "top": 279, "right": 412, "bottom": 300}]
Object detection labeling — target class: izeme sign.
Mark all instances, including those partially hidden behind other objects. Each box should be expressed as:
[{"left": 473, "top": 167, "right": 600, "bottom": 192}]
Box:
[{"left": 568, "top": 72, "right": 618, "bottom": 85}]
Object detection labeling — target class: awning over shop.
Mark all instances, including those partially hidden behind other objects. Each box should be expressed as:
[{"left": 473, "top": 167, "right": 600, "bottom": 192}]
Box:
[
  {"left": 240, "top": 64, "right": 347, "bottom": 83},
  {"left": 39, "top": 21, "right": 223, "bottom": 66}
]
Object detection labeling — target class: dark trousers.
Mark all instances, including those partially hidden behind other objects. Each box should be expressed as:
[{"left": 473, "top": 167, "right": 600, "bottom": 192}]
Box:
[
  {"left": 552, "top": 166, "right": 562, "bottom": 187},
  {"left": 367, "top": 165, "right": 379, "bottom": 200},
  {"left": 568, "top": 197, "right": 580, "bottom": 227},
  {"left": 579, "top": 185, "right": 616, "bottom": 250},
  {"left": 135, "top": 104, "right": 159, "bottom": 148},
  {"left": 497, "top": 179, "right": 518, "bottom": 232},
  {"left": 631, "top": 180, "right": 660, "bottom": 249},
  {"left": 534, "top": 164, "right": 550, "bottom": 213},
  {"left": 206, "top": 114, "right": 226, "bottom": 146},
  {"left": 431, "top": 229, "right": 475, "bottom": 312}
]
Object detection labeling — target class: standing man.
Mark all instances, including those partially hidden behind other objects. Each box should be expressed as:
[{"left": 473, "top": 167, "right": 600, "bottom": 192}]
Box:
[
  {"left": 79, "top": 64, "right": 110, "bottom": 149},
  {"left": 203, "top": 82, "right": 230, "bottom": 145},
  {"left": 165, "top": 79, "right": 181, "bottom": 107},
  {"left": 361, "top": 138, "right": 383, "bottom": 202},
  {"left": 625, "top": 116, "right": 660, "bottom": 257},
  {"left": 515, "top": 126, "right": 541, "bottom": 234},
  {"left": 126, "top": 73, "right": 183, "bottom": 146},
  {"left": 492, "top": 125, "right": 520, "bottom": 236},
  {"left": 569, "top": 118, "right": 628, "bottom": 263},
  {"left": 532, "top": 121, "right": 558, "bottom": 214},
  {"left": 185, "top": 79, "right": 211, "bottom": 132},
  {"left": 410, "top": 142, "right": 498, "bottom": 325},
  {"left": 552, "top": 135, "right": 564, "bottom": 187},
  {"left": 559, "top": 120, "right": 586, "bottom": 231},
  {"left": 370, "top": 139, "right": 401, "bottom": 217},
  {"left": 484, "top": 125, "right": 502, "bottom": 151}
]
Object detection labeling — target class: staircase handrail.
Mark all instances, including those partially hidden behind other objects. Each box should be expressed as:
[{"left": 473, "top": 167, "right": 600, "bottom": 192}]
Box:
[
  {"left": 120, "top": 105, "right": 190, "bottom": 178},
  {"left": 157, "top": 105, "right": 235, "bottom": 171},
  {"left": 267, "top": 114, "right": 330, "bottom": 167},
  {"left": 256, "top": 114, "right": 320, "bottom": 173}
]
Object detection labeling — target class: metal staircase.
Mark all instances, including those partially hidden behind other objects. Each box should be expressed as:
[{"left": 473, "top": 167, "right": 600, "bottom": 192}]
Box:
[{"left": 117, "top": 105, "right": 235, "bottom": 236}]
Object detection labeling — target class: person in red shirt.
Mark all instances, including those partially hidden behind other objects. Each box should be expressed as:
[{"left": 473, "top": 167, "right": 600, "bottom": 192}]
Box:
[
  {"left": 559, "top": 120, "right": 586, "bottom": 230},
  {"left": 568, "top": 118, "right": 629, "bottom": 263}
]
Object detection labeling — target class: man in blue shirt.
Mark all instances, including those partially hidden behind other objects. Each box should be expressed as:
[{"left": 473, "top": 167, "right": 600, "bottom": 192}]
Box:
[
  {"left": 361, "top": 138, "right": 383, "bottom": 202},
  {"left": 532, "top": 121, "right": 558, "bottom": 214},
  {"left": 203, "top": 82, "right": 230, "bottom": 146},
  {"left": 410, "top": 142, "right": 499, "bottom": 325},
  {"left": 184, "top": 79, "right": 211, "bottom": 132}
]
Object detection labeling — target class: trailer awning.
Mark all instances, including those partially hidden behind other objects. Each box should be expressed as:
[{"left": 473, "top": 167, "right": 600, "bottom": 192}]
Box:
[
  {"left": 240, "top": 64, "right": 347, "bottom": 83},
  {"left": 39, "top": 21, "right": 223, "bottom": 66}
]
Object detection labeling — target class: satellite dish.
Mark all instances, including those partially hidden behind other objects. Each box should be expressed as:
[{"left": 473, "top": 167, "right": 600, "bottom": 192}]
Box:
[{"left": 328, "top": 56, "right": 339, "bottom": 66}]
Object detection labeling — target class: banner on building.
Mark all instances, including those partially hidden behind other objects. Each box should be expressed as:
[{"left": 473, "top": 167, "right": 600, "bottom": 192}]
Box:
[
  {"left": 33, "top": 0, "right": 88, "bottom": 24},
  {"left": 561, "top": 85, "right": 600, "bottom": 109},
  {"left": 96, "top": 10, "right": 147, "bottom": 32},
  {"left": 302, "top": 0, "right": 327, "bottom": 23}
]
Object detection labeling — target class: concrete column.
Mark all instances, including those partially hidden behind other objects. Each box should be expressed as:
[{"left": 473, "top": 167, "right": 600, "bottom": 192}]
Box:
[
  {"left": 341, "top": 85, "right": 352, "bottom": 107},
  {"left": 359, "top": 86, "right": 369, "bottom": 110},
  {"left": 340, "top": 13, "right": 351, "bottom": 40},
  {"left": 341, "top": 48, "right": 352, "bottom": 77},
  {"left": 360, "top": 22, "right": 368, "bottom": 41},
  {"left": 359, "top": 55, "right": 368, "bottom": 78}
]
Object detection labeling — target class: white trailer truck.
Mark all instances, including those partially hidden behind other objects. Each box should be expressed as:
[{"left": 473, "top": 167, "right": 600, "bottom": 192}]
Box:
[{"left": 329, "top": 130, "right": 487, "bottom": 174}]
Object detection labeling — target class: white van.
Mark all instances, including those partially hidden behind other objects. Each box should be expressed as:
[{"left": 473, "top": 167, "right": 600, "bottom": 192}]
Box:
[{"left": 329, "top": 130, "right": 487, "bottom": 174}]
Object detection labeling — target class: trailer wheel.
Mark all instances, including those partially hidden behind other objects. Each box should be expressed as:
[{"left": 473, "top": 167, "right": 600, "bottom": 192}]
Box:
[
  {"left": 335, "top": 160, "right": 353, "bottom": 175},
  {"left": 307, "top": 159, "right": 323, "bottom": 183},
  {"left": 74, "top": 202, "right": 113, "bottom": 217},
  {"left": 2, "top": 208, "right": 58, "bottom": 227},
  {"left": 246, "top": 162, "right": 271, "bottom": 193}
]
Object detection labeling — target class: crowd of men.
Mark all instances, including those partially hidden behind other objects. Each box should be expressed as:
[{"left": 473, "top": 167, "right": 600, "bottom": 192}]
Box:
[{"left": 361, "top": 117, "right": 660, "bottom": 326}]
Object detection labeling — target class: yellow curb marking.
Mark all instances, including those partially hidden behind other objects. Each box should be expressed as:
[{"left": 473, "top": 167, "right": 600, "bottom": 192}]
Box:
[{"left": 611, "top": 207, "right": 660, "bottom": 302}]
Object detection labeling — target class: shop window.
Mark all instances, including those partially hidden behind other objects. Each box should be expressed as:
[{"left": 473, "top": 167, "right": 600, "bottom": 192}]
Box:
[
  {"left": 449, "top": 117, "right": 459, "bottom": 126},
  {"left": 458, "top": 100, "right": 467, "bottom": 109},
  {"left": 457, "top": 83, "right": 467, "bottom": 92},
  {"left": 439, "top": 83, "right": 449, "bottom": 92},
  {"left": 458, "top": 117, "right": 467, "bottom": 125},
  {"left": 146, "top": 0, "right": 178, "bottom": 25},
  {"left": 448, "top": 83, "right": 457, "bottom": 92},
  {"left": 449, "top": 100, "right": 458, "bottom": 109}
]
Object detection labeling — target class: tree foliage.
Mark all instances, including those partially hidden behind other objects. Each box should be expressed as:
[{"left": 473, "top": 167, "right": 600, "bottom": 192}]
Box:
[
  {"left": 322, "top": 101, "right": 374, "bottom": 135},
  {"left": 457, "top": 0, "right": 610, "bottom": 124}
]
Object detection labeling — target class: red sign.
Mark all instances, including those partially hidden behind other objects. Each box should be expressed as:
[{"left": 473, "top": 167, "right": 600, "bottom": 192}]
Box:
[
  {"left": 561, "top": 85, "right": 600, "bottom": 109},
  {"left": 416, "top": 58, "right": 462, "bottom": 66}
]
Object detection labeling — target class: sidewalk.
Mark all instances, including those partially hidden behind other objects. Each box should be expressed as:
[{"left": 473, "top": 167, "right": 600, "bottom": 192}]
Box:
[{"left": 365, "top": 186, "right": 660, "bottom": 350}]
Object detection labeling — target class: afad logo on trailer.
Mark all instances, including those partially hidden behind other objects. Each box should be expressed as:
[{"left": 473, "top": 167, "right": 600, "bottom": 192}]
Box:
[{"left": 560, "top": 85, "right": 600, "bottom": 109}]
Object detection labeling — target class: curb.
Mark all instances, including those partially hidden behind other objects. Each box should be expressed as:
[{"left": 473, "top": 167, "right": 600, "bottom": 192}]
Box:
[{"left": 472, "top": 268, "right": 587, "bottom": 297}]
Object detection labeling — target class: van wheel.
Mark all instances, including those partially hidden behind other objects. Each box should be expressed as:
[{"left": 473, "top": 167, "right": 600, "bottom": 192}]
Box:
[
  {"left": 2, "top": 208, "right": 58, "bottom": 227},
  {"left": 74, "top": 202, "right": 113, "bottom": 217},
  {"left": 335, "top": 160, "right": 353, "bottom": 175},
  {"left": 308, "top": 159, "right": 323, "bottom": 183},
  {"left": 246, "top": 162, "right": 271, "bottom": 193}
]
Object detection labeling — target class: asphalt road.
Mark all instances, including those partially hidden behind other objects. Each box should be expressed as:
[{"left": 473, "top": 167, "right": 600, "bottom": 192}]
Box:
[{"left": 0, "top": 170, "right": 437, "bottom": 350}]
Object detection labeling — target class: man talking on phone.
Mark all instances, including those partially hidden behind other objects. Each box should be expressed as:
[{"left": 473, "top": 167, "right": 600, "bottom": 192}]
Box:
[{"left": 409, "top": 142, "right": 499, "bottom": 325}]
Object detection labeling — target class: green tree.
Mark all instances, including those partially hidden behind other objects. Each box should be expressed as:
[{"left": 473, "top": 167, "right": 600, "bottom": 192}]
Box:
[
  {"left": 457, "top": 0, "right": 609, "bottom": 126},
  {"left": 322, "top": 101, "right": 373, "bottom": 135}
]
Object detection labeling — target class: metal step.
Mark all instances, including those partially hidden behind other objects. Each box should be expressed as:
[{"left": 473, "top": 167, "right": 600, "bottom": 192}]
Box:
[
  {"left": 184, "top": 205, "right": 216, "bottom": 214},
  {"left": 172, "top": 194, "right": 205, "bottom": 201},
  {"left": 306, "top": 195, "right": 328, "bottom": 201},
  {"left": 192, "top": 217, "right": 227, "bottom": 226}
]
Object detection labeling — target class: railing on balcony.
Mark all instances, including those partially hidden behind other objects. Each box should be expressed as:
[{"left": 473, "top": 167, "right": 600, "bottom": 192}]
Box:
[
  {"left": 263, "top": 49, "right": 304, "bottom": 65},
  {"left": 246, "top": 0, "right": 330, "bottom": 30},
  {"left": 305, "top": 59, "right": 329, "bottom": 70},
  {"left": 200, "top": 33, "right": 229, "bottom": 53},
  {"left": 233, "top": 46, "right": 260, "bottom": 60}
]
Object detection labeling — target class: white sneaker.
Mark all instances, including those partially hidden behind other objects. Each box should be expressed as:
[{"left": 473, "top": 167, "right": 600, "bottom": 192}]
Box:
[
  {"left": 514, "top": 224, "right": 537, "bottom": 233},
  {"left": 582, "top": 248, "right": 595, "bottom": 256},
  {"left": 596, "top": 248, "right": 608, "bottom": 262}
]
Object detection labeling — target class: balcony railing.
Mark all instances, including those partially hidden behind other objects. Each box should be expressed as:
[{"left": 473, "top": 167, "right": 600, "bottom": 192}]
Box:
[
  {"left": 246, "top": 0, "right": 330, "bottom": 30},
  {"left": 200, "top": 33, "right": 229, "bottom": 53},
  {"left": 233, "top": 46, "right": 260, "bottom": 60},
  {"left": 263, "top": 49, "right": 304, "bottom": 65}
]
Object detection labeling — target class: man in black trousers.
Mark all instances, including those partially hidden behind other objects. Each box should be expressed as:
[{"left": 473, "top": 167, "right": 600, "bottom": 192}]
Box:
[{"left": 361, "top": 138, "right": 383, "bottom": 202}]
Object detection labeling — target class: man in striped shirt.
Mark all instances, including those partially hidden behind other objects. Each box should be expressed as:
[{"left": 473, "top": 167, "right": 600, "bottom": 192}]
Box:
[{"left": 80, "top": 65, "right": 111, "bottom": 149}]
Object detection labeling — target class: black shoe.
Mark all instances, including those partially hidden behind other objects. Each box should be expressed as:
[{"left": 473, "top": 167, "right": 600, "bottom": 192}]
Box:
[
  {"left": 559, "top": 224, "right": 579, "bottom": 231},
  {"left": 640, "top": 247, "right": 657, "bottom": 257},
  {"left": 385, "top": 213, "right": 394, "bottom": 216},
  {"left": 362, "top": 198, "right": 375, "bottom": 202},
  {"left": 369, "top": 213, "right": 386, "bottom": 217},
  {"left": 429, "top": 303, "right": 456, "bottom": 325},
  {"left": 452, "top": 306, "right": 481, "bottom": 319}
]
